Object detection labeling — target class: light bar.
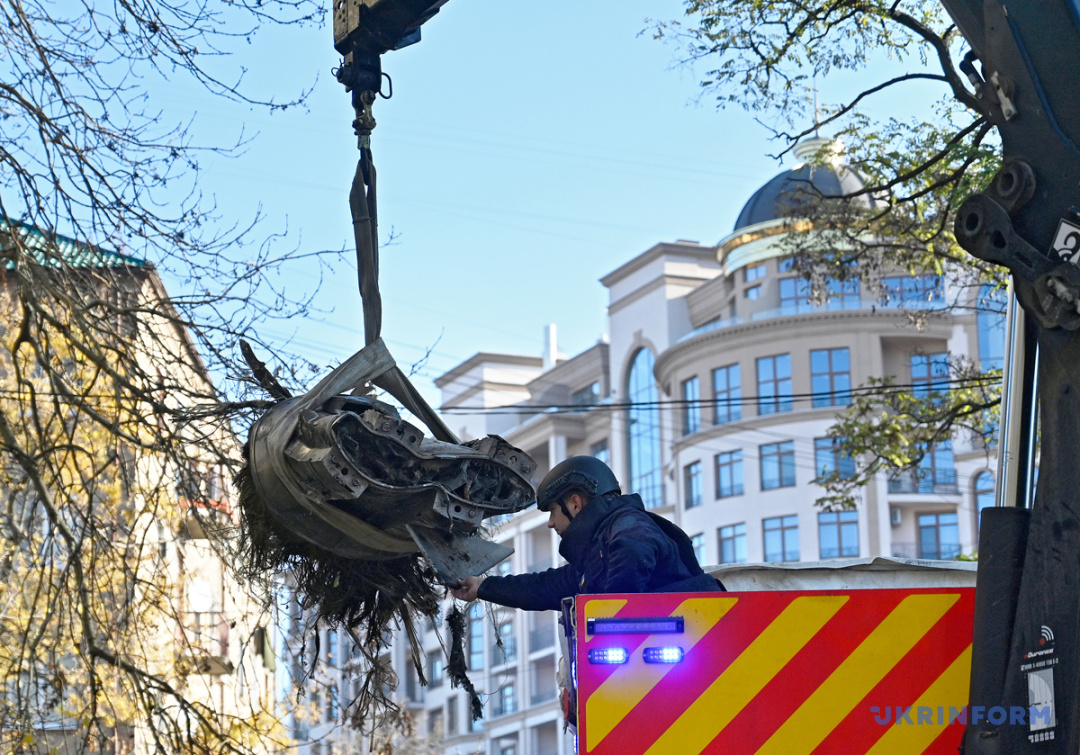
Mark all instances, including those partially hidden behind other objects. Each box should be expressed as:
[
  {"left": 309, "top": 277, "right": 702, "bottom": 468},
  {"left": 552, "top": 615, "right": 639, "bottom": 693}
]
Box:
[
  {"left": 642, "top": 646, "right": 684, "bottom": 664},
  {"left": 587, "top": 616, "right": 684, "bottom": 635},
  {"left": 587, "top": 647, "right": 629, "bottom": 665}
]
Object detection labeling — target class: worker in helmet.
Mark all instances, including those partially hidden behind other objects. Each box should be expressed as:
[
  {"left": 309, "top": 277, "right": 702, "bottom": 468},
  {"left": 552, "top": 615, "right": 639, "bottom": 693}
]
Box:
[{"left": 450, "top": 456, "right": 722, "bottom": 610}]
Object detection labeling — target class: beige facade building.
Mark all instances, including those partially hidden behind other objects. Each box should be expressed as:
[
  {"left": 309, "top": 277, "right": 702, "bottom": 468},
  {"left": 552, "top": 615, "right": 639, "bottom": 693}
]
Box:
[{"left": 0, "top": 223, "right": 279, "bottom": 753}]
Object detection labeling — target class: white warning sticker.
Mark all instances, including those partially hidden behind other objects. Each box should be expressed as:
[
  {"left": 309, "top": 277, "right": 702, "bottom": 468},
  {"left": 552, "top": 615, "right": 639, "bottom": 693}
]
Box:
[
  {"left": 1050, "top": 218, "right": 1080, "bottom": 264},
  {"left": 1028, "top": 667, "right": 1056, "bottom": 732}
]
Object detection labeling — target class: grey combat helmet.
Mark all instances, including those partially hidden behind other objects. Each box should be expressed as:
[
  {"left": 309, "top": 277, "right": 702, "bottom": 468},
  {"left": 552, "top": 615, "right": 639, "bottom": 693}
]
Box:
[{"left": 536, "top": 456, "right": 621, "bottom": 512}]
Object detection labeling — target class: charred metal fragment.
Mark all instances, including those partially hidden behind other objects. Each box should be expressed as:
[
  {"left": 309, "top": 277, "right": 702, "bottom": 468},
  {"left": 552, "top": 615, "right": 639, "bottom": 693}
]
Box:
[{"left": 244, "top": 337, "right": 535, "bottom": 579}]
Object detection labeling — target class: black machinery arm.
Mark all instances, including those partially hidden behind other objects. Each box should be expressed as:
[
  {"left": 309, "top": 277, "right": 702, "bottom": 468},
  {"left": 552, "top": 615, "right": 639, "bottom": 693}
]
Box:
[{"left": 936, "top": 1, "right": 1080, "bottom": 752}]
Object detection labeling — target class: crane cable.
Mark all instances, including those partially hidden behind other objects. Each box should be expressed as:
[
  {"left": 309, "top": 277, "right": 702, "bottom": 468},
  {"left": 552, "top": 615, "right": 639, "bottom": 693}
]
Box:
[{"left": 348, "top": 89, "right": 459, "bottom": 443}]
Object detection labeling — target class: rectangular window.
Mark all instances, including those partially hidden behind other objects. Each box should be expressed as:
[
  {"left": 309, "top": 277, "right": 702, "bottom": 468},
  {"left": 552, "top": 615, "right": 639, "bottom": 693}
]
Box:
[
  {"left": 757, "top": 355, "right": 792, "bottom": 415},
  {"left": 745, "top": 284, "right": 762, "bottom": 300},
  {"left": 744, "top": 263, "right": 766, "bottom": 282},
  {"left": 682, "top": 377, "right": 700, "bottom": 435},
  {"left": 826, "top": 277, "right": 861, "bottom": 310},
  {"left": 887, "top": 441, "right": 957, "bottom": 495},
  {"left": 428, "top": 651, "right": 444, "bottom": 687},
  {"left": 818, "top": 511, "right": 859, "bottom": 558},
  {"left": 591, "top": 439, "right": 610, "bottom": 466},
  {"left": 718, "top": 523, "right": 747, "bottom": 564},
  {"left": 447, "top": 696, "right": 459, "bottom": 736},
  {"left": 918, "top": 512, "right": 961, "bottom": 559},
  {"left": 405, "top": 663, "right": 419, "bottom": 702},
  {"left": 691, "top": 533, "right": 705, "bottom": 565},
  {"left": 496, "top": 622, "right": 516, "bottom": 664},
  {"left": 571, "top": 381, "right": 601, "bottom": 407},
  {"left": 326, "top": 629, "right": 338, "bottom": 664},
  {"left": 468, "top": 605, "right": 483, "bottom": 671},
  {"left": 814, "top": 437, "right": 856, "bottom": 480},
  {"left": 764, "top": 515, "right": 800, "bottom": 562},
  {"left": 779, "top": 277, "right": 812, "bottom": 313},
  {"left": 428, "top": 708, "right": 443, "bottom": 735},
  {"left": 498, "top": 683, "right": 516, "bottom": 716},
  {"left": 918, "top": 441, "right": 957, "bottom": 493},
  {"left": 327, "top": 683, "right": 339, "bottom": 723},
  {"left": 712, "top": 364, "right": 742, "bottom": 425},
  {"left": 715, "top": 450, "right": 744, "bottom": 499},
  {"left": 881, "top": 275, "right": 944, "bottom": 308},
  {"left": 911, "top": 353, "right": 950, "bottom": 399},
  {"left": 684, "top": 461, "right": 702, "bottom": 509},
  {"left": 810, "top": 348, "right": 851, "bottom": 407},
  {"left": 760, "top": 441, "right": 796, "bottom": 490}
]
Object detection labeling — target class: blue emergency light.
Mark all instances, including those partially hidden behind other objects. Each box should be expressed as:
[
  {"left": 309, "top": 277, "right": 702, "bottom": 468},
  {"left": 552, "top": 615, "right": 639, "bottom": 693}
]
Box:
[
  {"left": 587, "top": 647, "right": 629, "bottom": 665},
  {"left": 586, "top": 616, "right": 684, "bottom": 635},
  {"left": 642, "top": 646, "right": 684, "bottom": 664}
]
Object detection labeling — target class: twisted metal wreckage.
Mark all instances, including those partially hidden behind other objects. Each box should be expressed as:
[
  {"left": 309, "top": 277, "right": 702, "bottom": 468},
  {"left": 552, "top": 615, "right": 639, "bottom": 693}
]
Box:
[{"left": 234, "top": 0, "right": 531, "bottom": 722}]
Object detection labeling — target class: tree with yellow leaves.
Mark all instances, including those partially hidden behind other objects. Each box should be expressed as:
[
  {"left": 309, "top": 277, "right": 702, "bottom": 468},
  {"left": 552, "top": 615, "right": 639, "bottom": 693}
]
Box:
[{"left": 0, "top": 222, "right": 290, "bottom": 754}]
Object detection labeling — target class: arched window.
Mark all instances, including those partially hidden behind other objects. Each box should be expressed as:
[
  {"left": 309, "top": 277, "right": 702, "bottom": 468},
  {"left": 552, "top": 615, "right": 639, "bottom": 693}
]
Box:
[
  {"left": 975, "top": 470, "right": 995, "bottom": 532},
  {"left": 977, "top": 285, "right": 1007, "bottom": 371},
  {"left": 627, "top": 349, "right": 662, "bottom": 509}
]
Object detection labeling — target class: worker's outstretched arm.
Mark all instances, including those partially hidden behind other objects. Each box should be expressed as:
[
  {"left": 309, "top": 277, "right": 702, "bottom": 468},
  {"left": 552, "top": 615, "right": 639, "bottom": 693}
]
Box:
[{"left": 465, "top": 564, "right": 578, "bottom": 611}]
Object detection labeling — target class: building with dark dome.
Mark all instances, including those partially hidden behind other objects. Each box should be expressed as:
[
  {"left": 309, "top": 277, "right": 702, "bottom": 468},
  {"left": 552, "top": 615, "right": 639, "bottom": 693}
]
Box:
[
  {"left": 377, "top": 138, "right": 1002, "bottom": 755},
  {"left": 732, "top": 137, "right": 876, "bottom": 230}
]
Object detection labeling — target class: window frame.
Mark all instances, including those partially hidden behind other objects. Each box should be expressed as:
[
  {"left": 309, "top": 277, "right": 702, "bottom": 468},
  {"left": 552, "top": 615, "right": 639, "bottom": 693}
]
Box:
[
  {"left": 760, "top": 441, "right": 796, "bottom": 490},
  {"left": 917, "top": 512, "right": 961, "bottom": 560},
  {"left": 681, "top": 376, "right": 701, "bottom": 436},
  {"left": 683, "top": 460, "right": 703, "bottom": 509},
  {"left": 756, "top": 354, "right": 793, "bottom": 415},
  {"left": 627, "top": 349, "right": 663, "bottom": 509},
  {"left": 818, "top": 510, "right": 859, "bottom": 559},
  {"left": 718, "top": 523, "right": 747, "bottom": 564},
  {"left": 814, "top": 437, "right": 856, "bottom": 480},
  {"left": 714, "top": 450, "right": 744, "bottom": 499},
  {"left": 810, "top": 348, "right": 852, "bottom": 408},
  {"left": 712, "top": 363, "right": 742, "bottom": 425},
  {"left": 763, "top": 515, "right": 800, "bottom": 562}
]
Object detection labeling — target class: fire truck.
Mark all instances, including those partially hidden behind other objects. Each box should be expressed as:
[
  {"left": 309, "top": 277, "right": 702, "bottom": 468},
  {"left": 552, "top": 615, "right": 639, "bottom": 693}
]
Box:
[{"left": 560, "top": 560, "right": 978, "bottom": 754}]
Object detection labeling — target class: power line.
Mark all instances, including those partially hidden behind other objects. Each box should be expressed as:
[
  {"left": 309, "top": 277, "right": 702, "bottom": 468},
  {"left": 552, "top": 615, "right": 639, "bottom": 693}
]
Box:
[{"left": 441, "top": 375, "right": 1001, "bottom": 415}]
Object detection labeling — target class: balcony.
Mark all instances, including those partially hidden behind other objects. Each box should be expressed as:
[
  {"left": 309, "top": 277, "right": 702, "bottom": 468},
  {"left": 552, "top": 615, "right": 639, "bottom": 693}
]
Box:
[
  {"left": 530, "top": 686, "right": 557, "bottom": 706},
  {"left": 529, "top": 625, "right": 554, "bottom": 653},
  {"left": 891, "top": 541, "right": 962, "bottom": 560},
  {"left": 678, "top": 293, "right": 949, "bottom": 346},
  {"left": 178, "top": 498, "right": 236, "bottom": 539},
  {"left": 178, "top": 612, "right": 232, "bottom": 674},
  {"left": 887, "top": 470, "right": 958, "bottom": 496}
]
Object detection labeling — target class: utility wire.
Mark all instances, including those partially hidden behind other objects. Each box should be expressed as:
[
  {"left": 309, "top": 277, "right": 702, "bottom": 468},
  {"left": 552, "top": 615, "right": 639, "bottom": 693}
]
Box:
[{"left": 441, "top": 375, "right": 1001, "bottom": 415}]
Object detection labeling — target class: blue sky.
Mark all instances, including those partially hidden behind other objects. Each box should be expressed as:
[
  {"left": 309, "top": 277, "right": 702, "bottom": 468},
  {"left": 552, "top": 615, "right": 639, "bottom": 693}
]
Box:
[{"left": 176, "top": 1, "right": 821, "bottom": 405}]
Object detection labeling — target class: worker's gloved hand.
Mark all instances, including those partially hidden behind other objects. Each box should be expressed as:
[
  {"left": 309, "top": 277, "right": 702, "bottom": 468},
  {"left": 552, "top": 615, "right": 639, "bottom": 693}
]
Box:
[{"left": 451, "top": 576, "right": 485, "bottom": 602}]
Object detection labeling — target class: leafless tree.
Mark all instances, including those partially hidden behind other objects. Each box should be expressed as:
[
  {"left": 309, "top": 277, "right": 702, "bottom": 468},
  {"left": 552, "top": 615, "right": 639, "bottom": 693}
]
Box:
[{"left": 0, "top": 0, "right": 356, "bottom": 750}]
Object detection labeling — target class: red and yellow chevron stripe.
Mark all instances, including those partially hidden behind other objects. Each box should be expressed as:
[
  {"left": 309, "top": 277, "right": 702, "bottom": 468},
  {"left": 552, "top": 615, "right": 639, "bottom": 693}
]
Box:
[{"left": 576, "top": 588, "right": 975, "bottom": 755}]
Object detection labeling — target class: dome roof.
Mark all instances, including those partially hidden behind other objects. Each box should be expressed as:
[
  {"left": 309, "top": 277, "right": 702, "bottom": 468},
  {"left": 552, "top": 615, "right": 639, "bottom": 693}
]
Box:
[{"left": 733, "top": 137, "right": 875, "bottom": 232}]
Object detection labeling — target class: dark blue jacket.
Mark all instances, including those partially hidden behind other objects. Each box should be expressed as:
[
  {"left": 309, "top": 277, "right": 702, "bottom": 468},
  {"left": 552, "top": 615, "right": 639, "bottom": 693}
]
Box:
[{"left": 477, "top": 493, "right": 723, "bottom": 611}]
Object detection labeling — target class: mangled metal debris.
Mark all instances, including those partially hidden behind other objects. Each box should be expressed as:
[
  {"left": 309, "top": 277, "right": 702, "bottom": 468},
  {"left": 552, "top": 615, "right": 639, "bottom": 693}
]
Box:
[{"left": 245, "top": 337, "right": 535, "bottom": 581}]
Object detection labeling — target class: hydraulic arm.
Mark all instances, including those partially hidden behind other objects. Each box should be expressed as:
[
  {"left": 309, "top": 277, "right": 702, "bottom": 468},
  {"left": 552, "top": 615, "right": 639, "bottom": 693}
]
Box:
[{"left": 937, "top": 1, "right": 1080, "bottom": 751}]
